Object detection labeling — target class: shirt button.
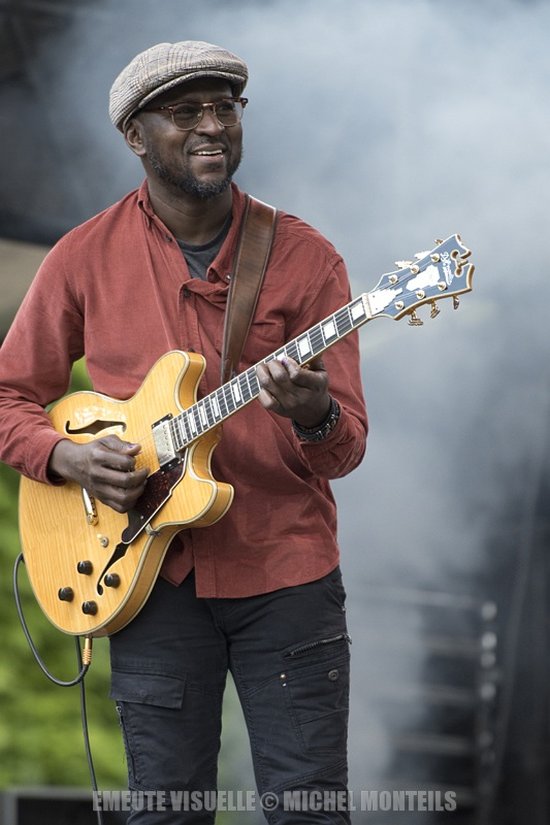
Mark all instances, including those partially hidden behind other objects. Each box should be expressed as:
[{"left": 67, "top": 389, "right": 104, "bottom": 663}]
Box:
[{"left": 327, "top": 669, "right": 339, "bottom": 681}]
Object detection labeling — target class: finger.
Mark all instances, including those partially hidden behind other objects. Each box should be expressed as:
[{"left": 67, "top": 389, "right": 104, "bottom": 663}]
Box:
[
  {"left": 91, "top": 465, "right": 149, "bottom": 492},
  {"left": 308, "top": 355, "right": 326, "bottom": 372},
  {"left": 93, "top": 446, "right": 138, "bottom": 473},
  {"left": 99, "top": 434, "right": 143, "bottom": 456},
  {"left": 279, "top": 356, "right": 327, "bottom": 391},
  {"left": 258, "top": 386, "right": 283, "bottom": 412},
  {"left": 256, "top": 363, "right": 291, "bottom": 400},
  {"left": 260, "top": 359, "right": 291, "bottom": 383},
  {"left": 100, "top": 481, "right": 148, "bottom": 513}
]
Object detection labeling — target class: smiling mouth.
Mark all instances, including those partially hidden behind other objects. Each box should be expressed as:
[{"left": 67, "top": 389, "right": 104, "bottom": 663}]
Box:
[{"left": 192, "top": 148, "right": 225, "bottom": 157}]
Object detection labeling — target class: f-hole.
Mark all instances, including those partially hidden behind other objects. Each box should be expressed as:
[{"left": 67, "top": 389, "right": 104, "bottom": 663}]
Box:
[{"left": 65, "top": 419, "right": 127, "bottom": 436}]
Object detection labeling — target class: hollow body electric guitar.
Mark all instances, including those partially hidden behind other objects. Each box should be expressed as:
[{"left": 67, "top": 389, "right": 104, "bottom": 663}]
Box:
[{"left": 19, "top": 235, "right": 474, "bottom": 637}]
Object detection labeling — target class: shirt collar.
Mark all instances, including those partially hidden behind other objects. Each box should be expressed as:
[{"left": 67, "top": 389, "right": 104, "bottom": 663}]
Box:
[{"left": 137, "top": 180, "right": 248, "bottom": 284}]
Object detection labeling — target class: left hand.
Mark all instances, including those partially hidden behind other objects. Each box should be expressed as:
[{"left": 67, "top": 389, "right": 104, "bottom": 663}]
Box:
[{"left": 256, "top": 355, "right": 331, "bottom": 427}]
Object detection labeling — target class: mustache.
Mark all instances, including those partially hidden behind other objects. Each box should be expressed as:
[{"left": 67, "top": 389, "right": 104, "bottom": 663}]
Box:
[{"left": 186, "top": 136, "right": 231, "bottom": 151}]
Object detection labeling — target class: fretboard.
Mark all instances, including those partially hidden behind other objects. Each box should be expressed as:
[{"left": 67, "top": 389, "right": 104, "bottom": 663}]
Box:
[{"left": 168, "top": 294, "right": 370, "bottom": 452}]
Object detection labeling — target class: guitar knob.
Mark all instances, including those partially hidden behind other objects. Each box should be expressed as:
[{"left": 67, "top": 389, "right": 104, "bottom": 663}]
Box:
[
  {"left": 104, "top": 573, "right": 121, "bottom": 589},
  {"left": 81, "top": 601, "right": 98, "bottom": 615},
  {"left": 58, "top": 587, "right": 74, "bottom": 602},
  {"left": 77, "top": 560, "right": 93, "bottom": 575}
]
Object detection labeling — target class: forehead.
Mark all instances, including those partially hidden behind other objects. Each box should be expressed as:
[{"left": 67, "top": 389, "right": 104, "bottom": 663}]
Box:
[{"left": 152, "top": 77, "right": 234, "bottom": 106}]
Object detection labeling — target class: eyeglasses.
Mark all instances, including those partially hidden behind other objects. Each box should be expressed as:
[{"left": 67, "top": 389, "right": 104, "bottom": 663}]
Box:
[{"left": 145, "top": 97, "right": 248, "bottom": 131}]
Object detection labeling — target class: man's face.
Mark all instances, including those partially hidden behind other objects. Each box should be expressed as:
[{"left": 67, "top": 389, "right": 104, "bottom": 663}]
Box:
[{"left": 130, "top": 78, "right": 243, "bottom": 199}]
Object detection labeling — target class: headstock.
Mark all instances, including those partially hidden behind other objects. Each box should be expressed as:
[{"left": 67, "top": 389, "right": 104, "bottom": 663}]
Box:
[{"left": 365, "top": 235, "right": 474, "bottom": 325}]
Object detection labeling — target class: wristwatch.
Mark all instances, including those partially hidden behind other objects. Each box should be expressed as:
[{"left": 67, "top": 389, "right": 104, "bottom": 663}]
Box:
[{"left": 292, "top": 397, "right": 341, "bottom": 442}]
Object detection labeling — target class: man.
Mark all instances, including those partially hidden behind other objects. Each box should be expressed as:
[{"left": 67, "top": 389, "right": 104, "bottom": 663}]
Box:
[{"left": 0, "top": 41, "right": 367, "bottom": 823}]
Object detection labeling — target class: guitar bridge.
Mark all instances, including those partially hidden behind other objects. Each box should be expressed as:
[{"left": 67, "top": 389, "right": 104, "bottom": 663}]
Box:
[{"left": 152, "top": 414, "right": 178, "bottom": 469}]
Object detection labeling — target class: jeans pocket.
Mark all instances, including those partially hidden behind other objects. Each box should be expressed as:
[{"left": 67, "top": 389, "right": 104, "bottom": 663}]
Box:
[
  {"left": 111, "top": 669, "right": 186, "bottom": 790},
  {"left": 282, "top": 635, "right": 350, "bottom": 755},
  {"left": 110, "top": 669, "right": 186, "bottom": 708}
]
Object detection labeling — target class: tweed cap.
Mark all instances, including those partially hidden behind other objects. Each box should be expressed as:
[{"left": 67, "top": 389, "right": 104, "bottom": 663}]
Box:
[{"left": 109, "top": 40, "right": 248, "bottom": 131}]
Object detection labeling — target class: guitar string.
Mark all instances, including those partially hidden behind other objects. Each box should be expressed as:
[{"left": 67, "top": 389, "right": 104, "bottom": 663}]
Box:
[
  {"left": 84, "top": 255, "right": 461, "bottom": 460},
  {"left": 103, "top": 298, "right": 366, "bottom": 456}
]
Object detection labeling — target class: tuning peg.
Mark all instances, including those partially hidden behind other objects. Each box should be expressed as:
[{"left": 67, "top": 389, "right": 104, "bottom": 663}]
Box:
[
  {"left": 395, "top": 260, "right": 413, "bottom": 269},
  {"left": 453, "top": 296, "right": 460, "bottom": 310},
  {"left": 430, "top": 301, "right": 440, "bottom": 319},
  {"left": 408, "top": 310, "right": 423, "bottom": 326},
  {"left": 414, "top": 251, "right": 431, "bottom": 260},
  {"left": 435, "top": 238, "right": 443, "bottom": 245}
]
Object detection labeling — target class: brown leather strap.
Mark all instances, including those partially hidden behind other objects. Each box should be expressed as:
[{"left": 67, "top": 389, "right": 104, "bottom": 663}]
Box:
[{"left": 221, "top": 195, "right": 278, "bottom": 383}]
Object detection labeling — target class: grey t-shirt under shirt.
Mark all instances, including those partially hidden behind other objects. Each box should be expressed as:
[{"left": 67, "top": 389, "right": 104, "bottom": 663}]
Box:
[{"left": 177, "top": 213, "right": 232, "bottom": 280}]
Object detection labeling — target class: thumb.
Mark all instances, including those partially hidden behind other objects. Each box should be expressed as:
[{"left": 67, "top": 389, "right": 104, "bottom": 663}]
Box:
[
  {"left": 99, "top": 434, "right": 141, "bottom": 454},
  {"left": 308, "top": 356, "right": 326, "bottom": 372}
]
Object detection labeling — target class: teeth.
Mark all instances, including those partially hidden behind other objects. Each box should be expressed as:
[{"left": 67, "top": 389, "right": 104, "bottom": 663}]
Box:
[{"left": 195, "top": 150, "right": 222, "bottom": 156}]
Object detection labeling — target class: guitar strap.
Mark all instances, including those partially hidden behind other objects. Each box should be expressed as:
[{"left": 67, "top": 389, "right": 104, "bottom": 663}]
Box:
[{"left": 220, "top": 195, "right": 278, "bottom": 383}]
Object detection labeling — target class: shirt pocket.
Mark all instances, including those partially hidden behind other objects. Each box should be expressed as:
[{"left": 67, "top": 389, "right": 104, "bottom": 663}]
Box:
[{"left": 216, "top": 318, "right": 286, "bottom": 369}]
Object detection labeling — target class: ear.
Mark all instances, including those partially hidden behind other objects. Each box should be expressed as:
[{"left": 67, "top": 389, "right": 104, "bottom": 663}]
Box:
[{"left": 124, "top": 117, "right": 147, "bottom": 158}]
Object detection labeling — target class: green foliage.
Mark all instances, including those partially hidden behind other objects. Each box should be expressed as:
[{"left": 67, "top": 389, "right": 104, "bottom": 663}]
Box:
[{"left": 0, "top": 359, "right": 126, "bottom": 790}]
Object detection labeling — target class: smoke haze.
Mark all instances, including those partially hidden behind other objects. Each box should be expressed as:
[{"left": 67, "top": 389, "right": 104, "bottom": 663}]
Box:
[{"left": 3, "top": 0, "right": 549, "bottom": 817}]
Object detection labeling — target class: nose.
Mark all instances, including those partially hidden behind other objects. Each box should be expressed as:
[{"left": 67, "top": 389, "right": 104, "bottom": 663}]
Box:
[{"left": 195, "top": 105, "right": 225, "bottom": 136}]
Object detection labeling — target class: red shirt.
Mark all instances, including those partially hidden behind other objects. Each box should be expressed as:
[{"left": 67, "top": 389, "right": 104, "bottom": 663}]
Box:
[{"left": 0, "top": 182, "right": 367, "bottom": 597}]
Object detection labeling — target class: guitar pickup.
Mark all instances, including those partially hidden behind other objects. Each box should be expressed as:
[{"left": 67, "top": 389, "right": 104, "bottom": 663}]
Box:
[{"left": 152, "top": 415, "right": 178, "bottom": 469}]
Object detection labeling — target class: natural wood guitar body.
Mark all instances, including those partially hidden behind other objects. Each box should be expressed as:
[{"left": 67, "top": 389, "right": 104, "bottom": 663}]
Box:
[
  {"left": 17, "top": 235, "right": 474, "bottom": 638},
  {"left": 18, "top": 351, "right": 233, "bottom": 637}
]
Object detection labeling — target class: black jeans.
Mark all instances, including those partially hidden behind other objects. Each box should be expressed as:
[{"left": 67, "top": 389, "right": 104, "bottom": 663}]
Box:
[{"left": 109, "top": 567, "right": 351, "bottom": 824}]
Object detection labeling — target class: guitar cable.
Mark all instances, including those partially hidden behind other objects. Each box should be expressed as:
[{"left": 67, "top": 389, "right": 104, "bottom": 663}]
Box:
[{"left": 13, "top": 552, "right": 104, "bottom": 825}]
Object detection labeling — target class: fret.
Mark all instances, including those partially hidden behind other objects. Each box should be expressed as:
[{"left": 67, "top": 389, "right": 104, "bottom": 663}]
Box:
[
  {"left": 198, "top": 402, "right": 208, "bottom": 428},
  {"left": 188, "top": 409, "right": 198, "bottom": 436},
  {"left": 231, "top": 379, "right": 242, "bottom": 405},
  {"left": 175, "top": 412, "right": 191, "bottom": 447},
  {"left": 169, "top": 418, "right": 182, "bottom": 452},
  {"left": 297, "top": 333, "right": 312, "bottom": 360},
  {"left": 162, "top": 296, "right": 372, "bottom": 457},
  {"left": 316, "top": 322, "right": 326, "bottom": 349},
  {"left": 247, "top": 367, "right": 260, "bottom": 396},
  {"left": 178, "top": 412, "right": 191, "bottom": 444},
  {"left": 216, "top": 387, "right": 229, "bottom": 418},
  {"left": 322, "top": 316, "right": 337, "bottom": 341},
  {"left": 285, "top": 339, "right": 299, "bottom": 362},
  {"left": 202, "top": 397, "right": 213, "bottom": 427},
  {"left": 195, "top": 408, "right": 205, "bottom": 434},
  {"left": 178, "top": 418, "right": 188, "bottom": 450},
  {"left": 211, "top": 393, "right": 221, "bottom": 420},
  {"left": 350, "top": 297, "right": 366, "bottom": 323},
  {"left": 223, "top": 383, "right": 236, "bottom": 414},
  {"left": 309, "top": 324, "right": 325, "bottom": 355},
  {"left": 238, "top": 372, "right": 252, "bottom": 403},
  {"left": 264, "top": 348, "right": 285, "bottom": 364},
  {"left": 335, "top": 307, "right": 353, "bottom": 337}
]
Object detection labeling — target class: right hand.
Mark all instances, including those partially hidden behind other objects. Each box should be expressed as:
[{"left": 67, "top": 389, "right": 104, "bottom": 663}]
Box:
[{"left": 47, "top": 435, "right": 150, "bottom": 514}]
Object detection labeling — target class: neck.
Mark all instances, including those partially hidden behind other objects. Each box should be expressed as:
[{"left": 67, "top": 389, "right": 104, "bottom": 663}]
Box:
[{"left": 147, "top": 180, "right": 233, "bottom": 245}]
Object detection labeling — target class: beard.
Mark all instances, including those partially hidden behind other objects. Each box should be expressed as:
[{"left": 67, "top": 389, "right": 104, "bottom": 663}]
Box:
[{"left": 146, "top": 144, "right": 242, "bottom": 200}]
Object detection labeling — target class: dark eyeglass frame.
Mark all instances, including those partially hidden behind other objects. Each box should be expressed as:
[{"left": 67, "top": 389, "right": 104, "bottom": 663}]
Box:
[{"left": 144, "top": 97, "right": 248, "bottom": 131}]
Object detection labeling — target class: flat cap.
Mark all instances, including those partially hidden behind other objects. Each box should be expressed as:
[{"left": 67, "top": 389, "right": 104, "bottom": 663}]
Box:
[{"left": 109, "top": 40, "right": 248, "bottom": 131}]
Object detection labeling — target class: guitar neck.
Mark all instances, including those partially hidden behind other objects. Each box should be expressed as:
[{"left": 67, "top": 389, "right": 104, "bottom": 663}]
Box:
[{"left": 168, "top": 294, "right": 371, "bottom": 452}]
